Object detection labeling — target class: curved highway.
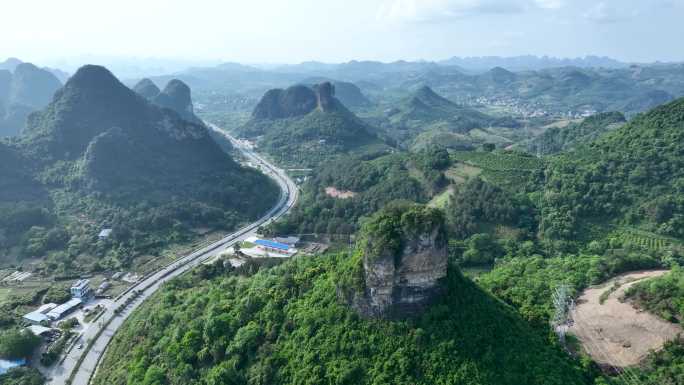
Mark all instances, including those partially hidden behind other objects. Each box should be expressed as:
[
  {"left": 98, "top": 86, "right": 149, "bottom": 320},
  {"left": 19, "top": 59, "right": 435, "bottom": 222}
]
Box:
[{"left": 47, "top": 125, "right": 298, "bottom": 385}]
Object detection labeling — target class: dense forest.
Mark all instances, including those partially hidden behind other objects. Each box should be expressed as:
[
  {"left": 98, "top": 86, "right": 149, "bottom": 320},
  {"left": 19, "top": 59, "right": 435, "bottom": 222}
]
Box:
[
  {"left": 94, "top": 253, "right": 591, "bottom": 385},
  {"left": 539, "top": 98, "right": 684, "bottom": 246},
  {"left": 624, "top": 266, "right": 684, "bottom": 323},
  {"left": 267, "top": 148, "right": 450, "bottom": 236},
  {"left": 525, "top": 112, "right": 626, "bottom": 155}
]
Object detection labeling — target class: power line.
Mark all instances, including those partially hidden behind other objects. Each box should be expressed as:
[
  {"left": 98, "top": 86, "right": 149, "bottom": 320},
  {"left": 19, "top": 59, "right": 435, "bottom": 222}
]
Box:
[{"left": 570, "top": 307, "right": 646, "bottom": 385}]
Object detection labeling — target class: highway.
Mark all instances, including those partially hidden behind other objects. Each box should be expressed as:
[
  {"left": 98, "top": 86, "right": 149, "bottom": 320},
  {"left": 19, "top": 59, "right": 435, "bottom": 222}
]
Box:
[{"left": 47, "top": 126, "right": 298, "bottom": 385}]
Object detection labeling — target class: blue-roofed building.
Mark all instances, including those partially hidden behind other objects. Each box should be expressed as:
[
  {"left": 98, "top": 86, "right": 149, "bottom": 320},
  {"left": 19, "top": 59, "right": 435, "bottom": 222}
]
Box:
[{"left": 254, "top": 239, "right": 297, "bottom": 256}]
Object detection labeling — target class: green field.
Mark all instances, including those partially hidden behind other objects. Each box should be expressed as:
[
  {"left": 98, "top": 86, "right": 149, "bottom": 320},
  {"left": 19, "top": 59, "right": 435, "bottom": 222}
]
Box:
[
  {"left": 428, "top": 187, "right": 454, "bottom": 209},
  {"left": 239, "top": 241, "right": 256, "bottom": 249},
  {"left": 0, "top": 287, "right": 12, "bottom": 303},
  {"left": 445, "top": 163, "right": 482, "bottom": 184},
  {"left": 450, "top": 151, "right": 543, "bottom": 189},
  {"left": 609, "top": 228, "right": 681, "bottom": 252},
  {"left": 451, "top": 151, "right": 543, "bottom": 171}
]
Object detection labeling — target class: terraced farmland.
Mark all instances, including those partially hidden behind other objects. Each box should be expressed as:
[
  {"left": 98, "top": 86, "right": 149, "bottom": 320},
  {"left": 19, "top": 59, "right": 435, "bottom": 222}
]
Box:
[
  {"left": 610, "top": 228, "right": 681, "bottom": 251},
  {"left": 451, "top": 151, "right": 543, "bottom": 172},
  {"left": 450, "top": 151, "right": 543, "bottom": 189}
]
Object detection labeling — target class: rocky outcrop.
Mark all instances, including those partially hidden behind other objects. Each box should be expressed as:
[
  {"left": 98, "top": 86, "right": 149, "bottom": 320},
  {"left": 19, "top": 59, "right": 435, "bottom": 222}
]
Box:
[
  {"left": 252, "top": 82, "right": 340, "bottom": 120},
  {"left": 152, "top": 79, "right": 203, "bottom": 125},
  {"left": 252, "top": 85, "right": 317, "bottom": 120},
  {"left": 23, "top": 65, "right": 211, "bottom": 162},
  {"left": 133, "top": 78, "right": 161, "bottom": 100},
  {"left": 347, "top": 204, "right": 448, "bottom": 319},
  {"left": 313, "top": 82, "right": 336, "bottom": 112}
]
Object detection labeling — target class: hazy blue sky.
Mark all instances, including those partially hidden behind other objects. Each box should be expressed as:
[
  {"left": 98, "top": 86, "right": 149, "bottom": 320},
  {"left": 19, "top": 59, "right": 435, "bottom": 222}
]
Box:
[{"left": 2, "top": 0, "right": 682, "bottom": 65}]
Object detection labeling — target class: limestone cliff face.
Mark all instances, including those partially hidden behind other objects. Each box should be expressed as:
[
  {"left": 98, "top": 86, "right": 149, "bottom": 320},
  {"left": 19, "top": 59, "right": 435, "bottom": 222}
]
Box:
[
  {"left": 313, "top": 82, "right": 336, "bottom": 112},
  {"left": 347, "top": 204, "right": 448, "bottom": 319}
]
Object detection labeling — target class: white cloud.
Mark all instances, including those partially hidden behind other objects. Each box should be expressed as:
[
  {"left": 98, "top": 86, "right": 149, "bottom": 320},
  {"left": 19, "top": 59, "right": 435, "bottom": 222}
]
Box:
[
  {"left": 535, "top": 0, "right": 563, "bottom": 9},
  {"left": 377, "top": 0, "right": 563, "bottom": 23},
  {"left": 583, "top": 2, "right": 636, "bottom": 23},
  {"left": 377, "top": 0, "right": 524, "bottom": 23}
]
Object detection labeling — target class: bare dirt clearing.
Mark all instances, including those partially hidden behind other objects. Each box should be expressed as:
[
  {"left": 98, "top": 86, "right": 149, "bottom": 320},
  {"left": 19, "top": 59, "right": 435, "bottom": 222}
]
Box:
[
  {"left": 325, "top": 186, "right": 356, "bottom": 199},
  {"left": 569, "top": 270, "right": 681, "bottom": 368}
]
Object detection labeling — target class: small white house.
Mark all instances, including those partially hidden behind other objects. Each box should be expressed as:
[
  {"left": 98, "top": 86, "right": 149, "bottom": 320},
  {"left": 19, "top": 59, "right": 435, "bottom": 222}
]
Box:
[
  {"left": 98, "top": 229, "right": 113, "bottom": 239},
  {"left": 70, "top": 279, "right": 92, "bottom": 299}
]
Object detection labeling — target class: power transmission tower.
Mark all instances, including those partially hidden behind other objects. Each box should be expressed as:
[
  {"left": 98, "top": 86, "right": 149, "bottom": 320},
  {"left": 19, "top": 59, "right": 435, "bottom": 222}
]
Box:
[{"left": 551, "top": 284, "right": 572, "bottom": 346}]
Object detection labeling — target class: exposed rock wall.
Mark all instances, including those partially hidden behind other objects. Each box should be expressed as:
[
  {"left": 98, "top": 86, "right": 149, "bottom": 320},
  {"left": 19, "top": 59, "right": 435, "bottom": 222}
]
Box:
[
  {"left": 314, "top": 82, "right": 336, "bottom": 112},
  {"left": 347, "top": 204, "right": 448, "bottom": 319}
]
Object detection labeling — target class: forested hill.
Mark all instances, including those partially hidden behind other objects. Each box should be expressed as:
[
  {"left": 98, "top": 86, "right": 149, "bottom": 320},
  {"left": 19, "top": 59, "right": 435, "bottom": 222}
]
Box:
[
  {"left": 0, "top": 141, "right": 44, "bottom": 202},
  {"left": 394, "top": 86, "right": 493, "bottom": 132},
  {"left": 541, "top": 97, "right": 684, "bottom": 241},
  {"left": 0, "top": 65, "right": 279, "bottom": 273},
  {"left": 0, "top": 62, "right": 62, "bottom": 137},
  {"left": 19, "top": 65, "right": 250, "bottom": 198},
  {"left": 133, "top": 78, "right": 204, "bottom": 125},
  {"left": 526, "top": 112, "right": 626, "bottom": 155},
  {"left": 365, "top": 85, "right": 518, "bottom": 151},
  {"left": 299, "top": 78, "right": 372, "bottom": 109},
  {"left": 93, "top": 252, "right": 588, "bottom": 385},
  {"left": 236, "top": 82, "right": 388, "bottom": 167}
]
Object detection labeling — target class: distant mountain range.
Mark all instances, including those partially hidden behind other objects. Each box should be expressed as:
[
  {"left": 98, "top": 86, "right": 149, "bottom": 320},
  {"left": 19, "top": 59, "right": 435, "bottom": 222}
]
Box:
[
  {"left": 0, "top": 61, "right": 63, "bottom": 137},
  {"left": 161, "top": 58, "right": 684, "bottom": 119},
  {"left": 0, "top": 57, "right": 69, "bottom": 83},
  {"left": 0, "top": 58, "right": 23, "bottom": 72},
  {"left": 439, "top": 55, "right": 629, "bottom": 71},
  {"left": 399, "top": 65, "right": 683, "bottom": 117}
]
